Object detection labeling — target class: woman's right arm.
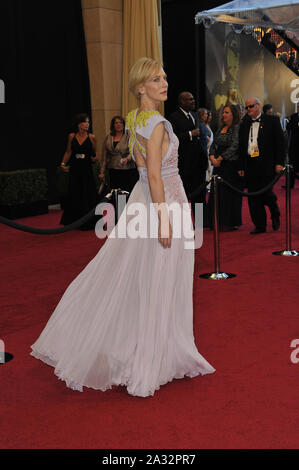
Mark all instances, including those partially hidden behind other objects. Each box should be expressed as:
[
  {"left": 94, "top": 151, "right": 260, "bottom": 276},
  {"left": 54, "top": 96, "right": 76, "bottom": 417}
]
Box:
[{"left": 60, "top": 133, "right": 74, "bottom": 171}]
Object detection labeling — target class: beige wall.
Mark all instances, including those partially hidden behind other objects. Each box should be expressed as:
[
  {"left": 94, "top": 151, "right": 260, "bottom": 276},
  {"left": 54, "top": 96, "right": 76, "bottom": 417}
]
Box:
[{"left": 81, "top": 0, "right": 123, "bottom": 155}]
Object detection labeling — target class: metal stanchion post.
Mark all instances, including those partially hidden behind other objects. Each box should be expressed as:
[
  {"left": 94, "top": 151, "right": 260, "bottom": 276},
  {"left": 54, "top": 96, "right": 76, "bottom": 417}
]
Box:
[
  {"left": 273, "top": 164, "right": 299, "bottom": 257},
  {"left": 200, "top": 175, "right": 236, "bottom": 280}
]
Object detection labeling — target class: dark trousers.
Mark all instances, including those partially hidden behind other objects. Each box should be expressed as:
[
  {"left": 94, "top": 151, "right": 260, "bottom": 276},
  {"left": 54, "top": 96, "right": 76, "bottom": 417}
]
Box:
[
  {"left": 180, "top": 168, "right": 207, "bottom": 219},
  {"left": 109, "top": 168, "right": 139, "bottom": 194},
  {"left": 247, "top": 176, "right": 280, "bottom": 229}
]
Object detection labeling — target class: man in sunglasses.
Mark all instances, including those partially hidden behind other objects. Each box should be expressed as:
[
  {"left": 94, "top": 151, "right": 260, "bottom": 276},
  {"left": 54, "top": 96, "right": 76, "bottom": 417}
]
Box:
[{"left": 238, "top": 97, "right": 285, "bottom": 234}]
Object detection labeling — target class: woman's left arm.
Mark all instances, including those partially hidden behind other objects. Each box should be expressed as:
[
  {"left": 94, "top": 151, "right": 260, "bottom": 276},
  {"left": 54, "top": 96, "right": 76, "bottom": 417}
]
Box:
[{"left": 147, "top": 123, "right": 172, "bottom": 248}]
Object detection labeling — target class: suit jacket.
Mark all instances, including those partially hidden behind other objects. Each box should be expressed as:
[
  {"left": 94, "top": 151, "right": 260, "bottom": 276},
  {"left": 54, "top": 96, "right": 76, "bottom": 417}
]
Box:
[
  {"left": 286, "top": 112, "right": 299, "bottom": 170},
  {"left": 238, "top": 114, "right": 285, "bottom": 180},
  {"left": 286, "top": 112, "right": 299, "bottom": 136},
  {"left": 168, "top": 109, "right": 208, "bottom": 177}
]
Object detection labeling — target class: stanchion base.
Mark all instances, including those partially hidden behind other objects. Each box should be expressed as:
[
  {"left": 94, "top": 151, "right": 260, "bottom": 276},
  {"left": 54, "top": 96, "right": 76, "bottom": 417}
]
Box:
[
  {"left": 199, "top": 272, "right": 236, "bottom": 280},
  {"left": 0, "top": 352, "right": 14, "bottom": 364},
  {"left": 272, "top": 250, "right": 299, "bottom": 257}
]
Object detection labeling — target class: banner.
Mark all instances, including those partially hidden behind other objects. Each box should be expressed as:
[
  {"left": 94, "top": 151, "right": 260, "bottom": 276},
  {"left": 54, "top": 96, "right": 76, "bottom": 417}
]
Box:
[{"left": 205, "top": 23, "right": 298, "bottom": 129}]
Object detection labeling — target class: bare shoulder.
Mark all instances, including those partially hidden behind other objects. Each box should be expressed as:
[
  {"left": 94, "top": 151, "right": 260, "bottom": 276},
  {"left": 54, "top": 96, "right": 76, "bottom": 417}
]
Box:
[
  {"left": 89, "top": 133, "right": 96, "bottom": 140},
  {"left": 151, "top": 121, "right": 165, "bottom": 138},
  {"left": 67, "top": 132, "right": 75, "bottom": 143}
]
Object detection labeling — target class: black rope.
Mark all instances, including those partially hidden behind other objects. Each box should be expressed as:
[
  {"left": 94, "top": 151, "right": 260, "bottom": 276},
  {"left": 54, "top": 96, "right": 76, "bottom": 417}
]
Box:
[
  {"left": 0, "top": 193, "right": 117, "bottom": 235},
  {"left": 187, "top": 169, "right": 284, "bottom": 200},
  {"left": 188, "top": 179, "right": 211, "bottom": 200},
  {"left": 219, "top": 169, "right": 285, "bottom": 197},
  {"left": 0, "top": 207, "right": 98, "bottom": 234}
]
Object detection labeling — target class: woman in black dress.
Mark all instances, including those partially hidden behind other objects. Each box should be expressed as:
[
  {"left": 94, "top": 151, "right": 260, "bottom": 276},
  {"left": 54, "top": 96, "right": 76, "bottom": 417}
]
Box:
[
  {"left": 208, "top": 104, "right": 243, "bottom": 231},
  {"left": 60, "top": 113, "right": 99, "bottom": 229},
  {"left": 99, "top": 115, "right": 138, "bottom": 193}
]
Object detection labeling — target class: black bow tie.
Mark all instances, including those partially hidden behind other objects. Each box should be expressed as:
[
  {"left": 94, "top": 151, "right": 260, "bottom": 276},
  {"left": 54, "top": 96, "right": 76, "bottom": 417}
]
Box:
[{"left": 251, "top": 117, "right": 261, "bottom": 123}]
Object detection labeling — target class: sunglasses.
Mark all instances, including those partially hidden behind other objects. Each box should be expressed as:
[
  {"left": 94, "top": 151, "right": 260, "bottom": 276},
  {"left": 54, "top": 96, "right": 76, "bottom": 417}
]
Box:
[{"left": 245, "top": 104, "right": 256, "bottom": 110}]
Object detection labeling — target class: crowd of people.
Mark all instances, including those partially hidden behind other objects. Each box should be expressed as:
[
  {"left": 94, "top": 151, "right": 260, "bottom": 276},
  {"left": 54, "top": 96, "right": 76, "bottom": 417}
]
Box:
[
  {"left": 167, "top": 93, "right": 297, "bottom": 234},
  {"left": 59, "top": 93, "right": 298, "bottom": 235},
  {"left": 59, "top": 114, "right": 138, "bottom": 229}
]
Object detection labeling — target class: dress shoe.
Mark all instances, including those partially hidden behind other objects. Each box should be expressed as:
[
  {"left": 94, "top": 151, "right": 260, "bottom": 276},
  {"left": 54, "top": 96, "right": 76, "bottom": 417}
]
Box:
[
  {"left": 272, "top": 216, "right": 280, "bottom": 231},
  {"left": 250, "top": 228, "right": 266, "bottom": 234}
]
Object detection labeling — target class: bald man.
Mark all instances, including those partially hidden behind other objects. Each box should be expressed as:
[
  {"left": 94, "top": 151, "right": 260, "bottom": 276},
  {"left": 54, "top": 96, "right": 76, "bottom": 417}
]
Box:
[
  {"left": 168, "top": 92, "right": 208, "bottom": 214},
  {"left": 238, "top": 97, "right": 285, "bottom": 234}
]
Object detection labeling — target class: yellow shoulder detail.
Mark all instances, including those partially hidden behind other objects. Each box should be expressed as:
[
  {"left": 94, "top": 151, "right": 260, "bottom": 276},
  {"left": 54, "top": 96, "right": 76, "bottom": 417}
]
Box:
[
  {"left": 135, "top": 110, "right": 160, "bottom": 129},
  {"left": 126, "top": 109, "right": 137, "bottom": 133}
]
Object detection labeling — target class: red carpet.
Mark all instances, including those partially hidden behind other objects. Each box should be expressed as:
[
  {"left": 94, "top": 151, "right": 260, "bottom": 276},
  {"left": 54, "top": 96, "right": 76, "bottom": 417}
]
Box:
[{"left": 1, "top": 182, "right": 299, "bottom": 449}]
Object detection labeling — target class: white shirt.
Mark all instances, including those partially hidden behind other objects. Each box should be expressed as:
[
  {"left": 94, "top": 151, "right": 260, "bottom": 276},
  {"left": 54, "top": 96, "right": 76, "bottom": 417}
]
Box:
[
  {"left": 248, "top": 113, "right": 261, "bottom": 155},
  {"left": 180, "top": 107, "right": 195, "bottom": 140}
]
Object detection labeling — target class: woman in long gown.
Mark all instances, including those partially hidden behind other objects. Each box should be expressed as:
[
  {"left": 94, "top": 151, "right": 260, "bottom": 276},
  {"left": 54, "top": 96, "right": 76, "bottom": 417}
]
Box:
[
  {"left": 208, "top": 104, "right": 243, "bottom": 231},
  {"left": 30, "top": 57, "right": 215, "bottom": 398},
  {"left": 60, "top": 113, "right": 99, "bottom": 230}
]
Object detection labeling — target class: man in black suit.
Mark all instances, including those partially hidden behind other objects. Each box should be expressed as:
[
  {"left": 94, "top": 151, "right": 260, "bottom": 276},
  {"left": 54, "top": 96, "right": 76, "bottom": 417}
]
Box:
[
  {"left": 168, "top": 92, "right": 208, "bottom": 213},
  {"left": 286, "top": 103, "right": 299, "bottom": 188},
  {"left": 238, "top": 97, "right": 285, "bottom": 234}
]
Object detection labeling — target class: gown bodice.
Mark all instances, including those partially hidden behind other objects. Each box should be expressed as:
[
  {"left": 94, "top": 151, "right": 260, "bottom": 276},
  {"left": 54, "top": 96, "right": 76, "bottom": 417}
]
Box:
[
  {"left": 69, "top": 135, "right": 95, "bottom": 169},
  {"left": 126, "top": 109, "right": 180, "bottom": 181}
]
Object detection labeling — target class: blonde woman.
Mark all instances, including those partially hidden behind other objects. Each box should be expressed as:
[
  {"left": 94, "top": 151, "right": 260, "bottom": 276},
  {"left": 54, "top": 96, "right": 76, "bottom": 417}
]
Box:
[{"left": 31, "top": 57, "right": 215, "bottom": 398}]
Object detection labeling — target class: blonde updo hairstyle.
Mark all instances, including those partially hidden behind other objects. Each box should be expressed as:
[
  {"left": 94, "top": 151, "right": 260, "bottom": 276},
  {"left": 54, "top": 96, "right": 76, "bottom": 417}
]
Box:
[{"left": 129, "top": 57, "right": 163, "bottom": 98}]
